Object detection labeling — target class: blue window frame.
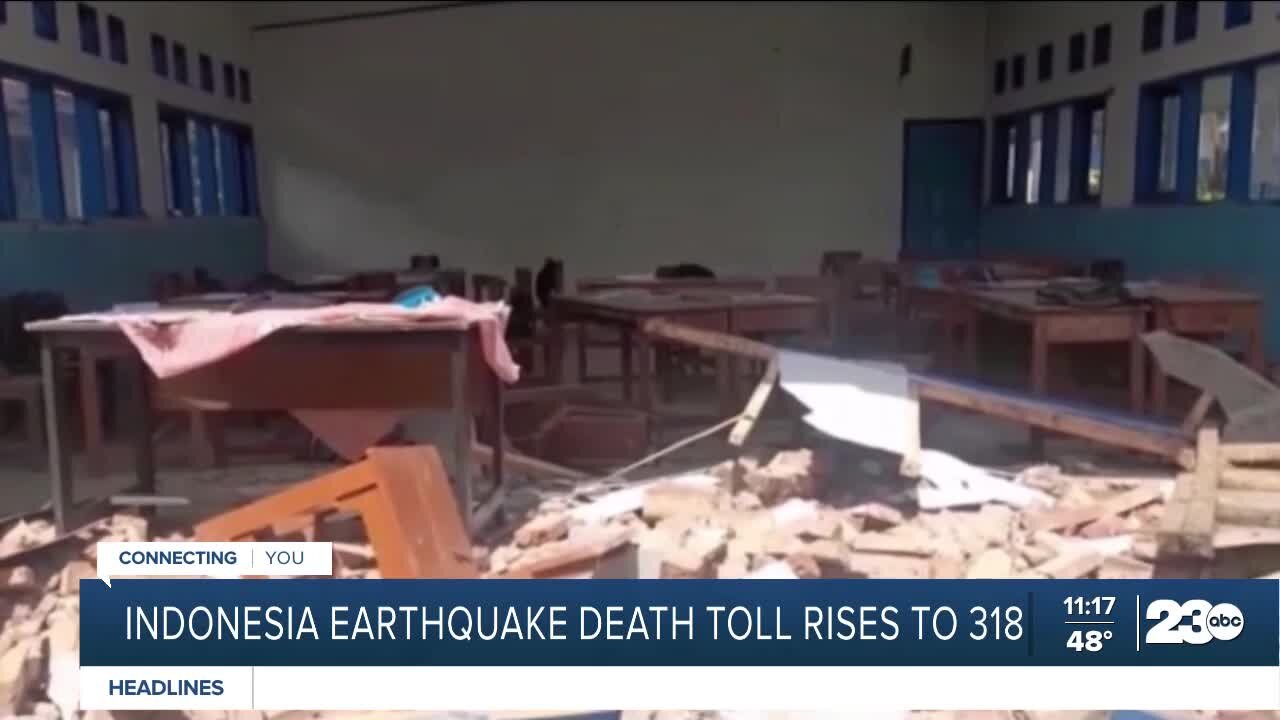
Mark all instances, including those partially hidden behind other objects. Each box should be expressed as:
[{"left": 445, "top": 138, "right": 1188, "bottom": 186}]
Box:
[
  {"left": 994, "top": 59, "right": 1007, "bottom": 95},
  {"left": 1135, "top": 53, "right": 1280, "bottom": 204},
  {"left": 1068, "top": 33, "right": 1086, "bottom": 73},
  {"left": 1093, "top": 24, "right": 1111, "bottom": 66},
  {"left": 1174, "top": 0, "right": 1198, "bottom": 44},
  {"left": 222, "top": 63, "right": 236, "bottom": 100},
  {"left": 1226, "top": 0, "right": 1252, "bottom": 28},
  {"left": 151, "top": 35, "right": 168, "bottom": 77},
  {"left": 238, "top": 68, "right": 251, "bottom": 104},
  {"left": 158, "top": 106, "right": 258, "bottom": 218},
  {"left": 1011, "top": 54, "right": 1025, "bottom": 90},
  {"left": 1037, "top": 44, "right": 1053, "bottom": 83},
  {"left": 172, "top": 43, "right": 189, "bottom": 85},
  {"left": 0, "top": 64, "right": 141, "bottom": 221},
  {"left": 991, "top": 94, "right": 1106, "bottom": 206},
  {"left": 1142, "top": 5, "right": 1165, "bottom": 53},
  {"left": 78, "top": 4, "right": 99, "bottom": 56},
  {"left": 198, "top": 54, "right": 214, "bottom": 93},
  {"left": 106, "top": 15, "right": 126, "bottom": 64},
  {"left": 32, "top": 0, "right": 57, "bottom": 41}
]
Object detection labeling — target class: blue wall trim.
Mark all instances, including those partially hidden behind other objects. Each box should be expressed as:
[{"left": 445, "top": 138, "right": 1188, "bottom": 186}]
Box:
[
  {"left": 982, "top": 204, "right": 1280, "bottom": 357},
  {"left": 0, "top": 219, "right": 266, "bottom": 311}
]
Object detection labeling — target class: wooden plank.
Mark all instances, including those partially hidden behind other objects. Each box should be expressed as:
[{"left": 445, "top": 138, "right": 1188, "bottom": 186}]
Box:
[
  {"left": 1216, "top": 490, "right": 1280, "bottom": 529},
  {"left": 1024, "top": 485, "right": 1164, "bottom": 533},
  {"left": 1221, "top": 442, "right": 1280, "bottom": 464},
  {"left": 914, "top": 379, "right": 1187, "bottom": 461},
  {"left": 1220, "top": 466, "right": 1280, "bottom": 493},
  {"left": 1158, "top": 426, "right": 1220, "bottom": 559},
  {"left": 728, "top": 359, "right": 778, "bottom": 447},
  {"left": 641, "top": 318, "right": 778, "bottom": 360}
]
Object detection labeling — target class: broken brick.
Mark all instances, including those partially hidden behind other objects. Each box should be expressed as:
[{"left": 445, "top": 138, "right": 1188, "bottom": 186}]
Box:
[{"left": 513, "top": 513, "right": 570, "bottom": 548}]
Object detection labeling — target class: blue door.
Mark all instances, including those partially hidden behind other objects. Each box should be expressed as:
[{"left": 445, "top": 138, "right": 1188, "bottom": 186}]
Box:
[{"left": 901, "top": 119, "right": 984, "bottom": 259}]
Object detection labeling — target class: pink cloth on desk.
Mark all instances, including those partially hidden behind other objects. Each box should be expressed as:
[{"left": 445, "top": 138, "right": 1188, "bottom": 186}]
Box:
[{"left": 84, "top": 298, "right": 519, "bottom": 460}]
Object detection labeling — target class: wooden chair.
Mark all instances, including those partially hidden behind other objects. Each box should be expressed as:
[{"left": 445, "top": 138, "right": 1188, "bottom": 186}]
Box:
[
  {"left": 470, "top": 274, "right": 508, "bottom": 302},
  {"left": 197, "top": 445, "right": 477, "bottom": 578},
  {"left": 0, "top": 369, "right": 42, "bottom": 459}
]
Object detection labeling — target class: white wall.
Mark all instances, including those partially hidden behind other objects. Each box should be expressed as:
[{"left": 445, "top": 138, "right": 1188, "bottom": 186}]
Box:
[
  {"left": 253, "top": 1, "right": 988, "bottom": 278},
  {"left": 984, "top": 0, "right": 1280, "bottom": 206},
  {"left": 0, "top": 0, "right": 256, "bottom": 218}
]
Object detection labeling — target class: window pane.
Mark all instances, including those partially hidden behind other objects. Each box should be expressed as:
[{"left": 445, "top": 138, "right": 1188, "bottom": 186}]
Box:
[
  {"left": 1005, "top": 124, "right": 1018, "bottom": 199},
  {"left": 1251, "top": 63, "right": 1280, "bottom": 200},
  {"left": 159, "top": 121, "right": 174, "bottom": 214},
  {"left": 1159, "top": 94, "right": 1180, "bottom": 193},
  {"left": 1026, "top": 113, "right": 1042, "bottom": 204},
  {"left": 212, "top": 125, "right": 226, "bottom": 214},
  {"left": 1087, "top": 108, "right": 1104, "bottom": 197},
  {"left": 99, "top": 108, "right": 119, "bottom": 214},
  {"left": 1054, "top": 107, "right": 1072, "bottom": 204},
  {"left": 187, "top": 119, "right": 202, "bottom": 215},
  {"left": 1197, "top": 74, "right": 1231, "bottom": 202},
  {"left": 54, "top": 88, "right": 83, "bottom": 220},
  {"left": 3, "top": 78, "right": 41, "bottom": 220}
]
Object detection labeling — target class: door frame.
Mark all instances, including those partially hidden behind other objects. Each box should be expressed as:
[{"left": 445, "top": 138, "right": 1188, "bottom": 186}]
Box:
[{"left": 899, "top": 117, "right": 986, "bottom": 260}]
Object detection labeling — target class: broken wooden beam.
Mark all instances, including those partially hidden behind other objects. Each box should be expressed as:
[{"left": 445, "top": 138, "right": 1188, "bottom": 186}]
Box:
[{"left": 641, "top": 318, "right": 778, "bottom": 360}]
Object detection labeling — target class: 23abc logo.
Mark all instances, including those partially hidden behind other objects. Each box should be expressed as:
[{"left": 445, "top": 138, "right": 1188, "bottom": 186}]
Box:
[{"left": 1144, "top": 599, "right": 1244, "bottom": 645}]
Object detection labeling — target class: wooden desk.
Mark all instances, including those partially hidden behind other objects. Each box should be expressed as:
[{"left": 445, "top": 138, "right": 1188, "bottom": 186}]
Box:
[
  {"left": 551, "top": 291, "right": 819, "bottom": 413},
  {"left": 956, "top": 287, "right": 1149, "bottom": 413},
  {"left": 574, "top": 276, "right": 768, "bottom": 294},
  {"left": 26, "top": 319, "right": 505, "bottom": 534},
  {"left": 1139, "top": 284, "right": 1265, "bottom": 415}
]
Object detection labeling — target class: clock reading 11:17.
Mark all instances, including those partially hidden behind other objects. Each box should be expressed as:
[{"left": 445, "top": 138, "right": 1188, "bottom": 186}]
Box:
[{"left": 1063, "top": 596, "right": 1115, "bottom": 615}]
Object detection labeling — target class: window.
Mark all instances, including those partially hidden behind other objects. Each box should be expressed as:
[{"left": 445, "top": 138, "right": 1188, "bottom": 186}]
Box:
[
  {"left": 3, "top": 78, "right": 41, "bottom": 219},
  {"left": 222, "top": 63, "right": 236, "bottom": 100},
  {"left": 1092, "top": 24, "right": 1111, "bottom": 66},
  {"left": 159, "top": 107, "right": 258, "bottom": 217},
  {"left": 77, "top": 4, "right": 99, "bottom": 55},
  {"left": 1037, "top": 44, "right": 1053, "bottom": 83},
  {"left": 994, "top": 59, "right": 1007, "bottom": 95},
  {"left": 1251, "top": 63, "right": 1280, "bottom": 200},
  {"left": 1174, "top": 0, "right": 1198, "bottom": 44},
  {"left": 1085, "top": 104, "right": 1105, "bottom": 199},
  {"left": 1226, "top": 0, "right": 1252, "bottom": 28},
  {"left": 1004, "top": 122, "right": 1018, "bottom": 200},
  {"left": 1142, "top": 5, "right": 1165, "bottom": 53},
  {"left": 0, "top": 1, "right": 7, "bottom": 24},
  {"left": 1197, "top": 74, "right": 1232, "bottom": 202},
  {"left": 991, "top": 117, "right": 1019, "bottom": 203},
  {"left": 151, "top": 35, "right": 168, "bottom": 77},
  {"left": 1026, "top": 113, "right": 1043, "bottom": 203},
  {"left": 173, "top": 44, "right": 189, "bottom": 85},
  {"left": 199, "top": 54, "right": 214, "bottom": 93},
  {"left": 238, "top": 68, "right": 251, "bottom": 104},
  {"left": 1068, "top": 33, "right": 1086, "bottom": 73},
  {"left": 1053, "top": 106, "right": 1072, "bottom": 204},
  {"left": 0, "top": 72, "right": 139, "bottom": 221},
  {"left": 106, "top": 15, "right": 126, "bottom": 64},
  {"left": 1158, "top": 93, "right": 1180, "bottom": 193},
  {"left": 32, "top": 0, "right": 57, "bottom": 41},
  {"left": 1011, "top": 54, "right": 1025, "bottom": 90}
]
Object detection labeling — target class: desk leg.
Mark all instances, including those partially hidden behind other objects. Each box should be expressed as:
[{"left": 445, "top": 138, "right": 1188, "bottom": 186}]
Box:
[
  {"left": 635, "top": 331, "right": 653, "bottom": 412},
  {"left": 1129, "top": 321, "right": 1146, "bottom": 415},
  {"left": 79, "top": 350, "right": 106, "bottom": 477},
  {"left": 620, "top": 328, "right": 634, "bottom": 402},
  {"left": 1246, "top": 316, "right": 1265, "bottom": 375},
  {"left": 131, "top": 357, "right": 156, "bottom": 502},
  {"left": 1151, "top": 307, "right": 1170, "bottom": 417},
  {"left": 450, "top": 345, "right": 473, "bottom": 535},
  {"left": 41, "top": 342, "right": 73, "bottom": 533},
  {"left": 1029, "top": 321, "right": 1048, "bottom": 456},
  {"left": 717, "top": 354, "right": 734, "bottom": 417},
  {"left": 491, "top": 373, "right": 505, "bottom": 496}
]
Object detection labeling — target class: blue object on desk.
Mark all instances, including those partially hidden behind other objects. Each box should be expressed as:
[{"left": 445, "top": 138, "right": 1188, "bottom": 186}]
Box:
[
  {"left": 915, "top": 267, "right": 942, "bottom": 288},
  {"left": 394, "top": 285, "right": 440, "bottom": 309}
]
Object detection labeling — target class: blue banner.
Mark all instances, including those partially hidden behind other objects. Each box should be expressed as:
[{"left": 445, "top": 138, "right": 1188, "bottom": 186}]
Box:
[{"left": 79, "top": 579, "right": 1278, "bottom": 667}]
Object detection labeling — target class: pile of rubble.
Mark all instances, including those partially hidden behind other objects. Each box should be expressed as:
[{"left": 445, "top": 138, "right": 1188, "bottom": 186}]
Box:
[{"left": 486, "top": 448, "right": 1178, "bottom": 582}]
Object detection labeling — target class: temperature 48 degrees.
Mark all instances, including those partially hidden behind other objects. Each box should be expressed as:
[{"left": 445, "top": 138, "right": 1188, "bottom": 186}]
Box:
[{"left": 1067, "top": 629, "right": 1112, "bottom": 652}]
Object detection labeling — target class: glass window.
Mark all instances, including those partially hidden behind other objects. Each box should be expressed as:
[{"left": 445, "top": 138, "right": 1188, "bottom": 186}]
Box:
[
  {"left": 3, "top": 78, "right": 41, "bottom": 220},
  {"left": 1252, "top": 63, "right": 1280, "bottom": 201},
  {"left": 1004, "top": 123, "right": 1018, "bottom": 200},
  {"left": 53, "top": 88, "right": 82, "bottom": 219},
  {"left": 1159, "top": 94, "right": 1180, "bottom": 193},
  {"left": 106, "top": 15, "right": 127, "bottom": 64},
  {"left": 1087, "top": 107, "right": 1104, "bottom": 198},
  {"left": 1197, "top": 74, "right": 1231, "bottom": 202},
  {"left": 173, "top": 44, "right": 189, "bottom": 85},
  {"left": 1026, "top": 113, "right": 1043, "bottom": 204},
  {"left": 1068, "top": 32, "right": 1086, "bottom": 72},
  {"left": 1142, "top": 5, "right": 1164, "bottom": 53},
  {"left": 159, "top": 121, "right": 174, "bottom": 214},
  {"left": 99, "top": 108, "right": 119, "bottom": 214},
  {"left": 187, "top": 118, "right": 202, "bottom": 215},
  {"left": 1054, "top": 106, "right": 1072, "bottom": 204},
  {"left": 212, "top": 125, "right": 226, "bottom": 214}
]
